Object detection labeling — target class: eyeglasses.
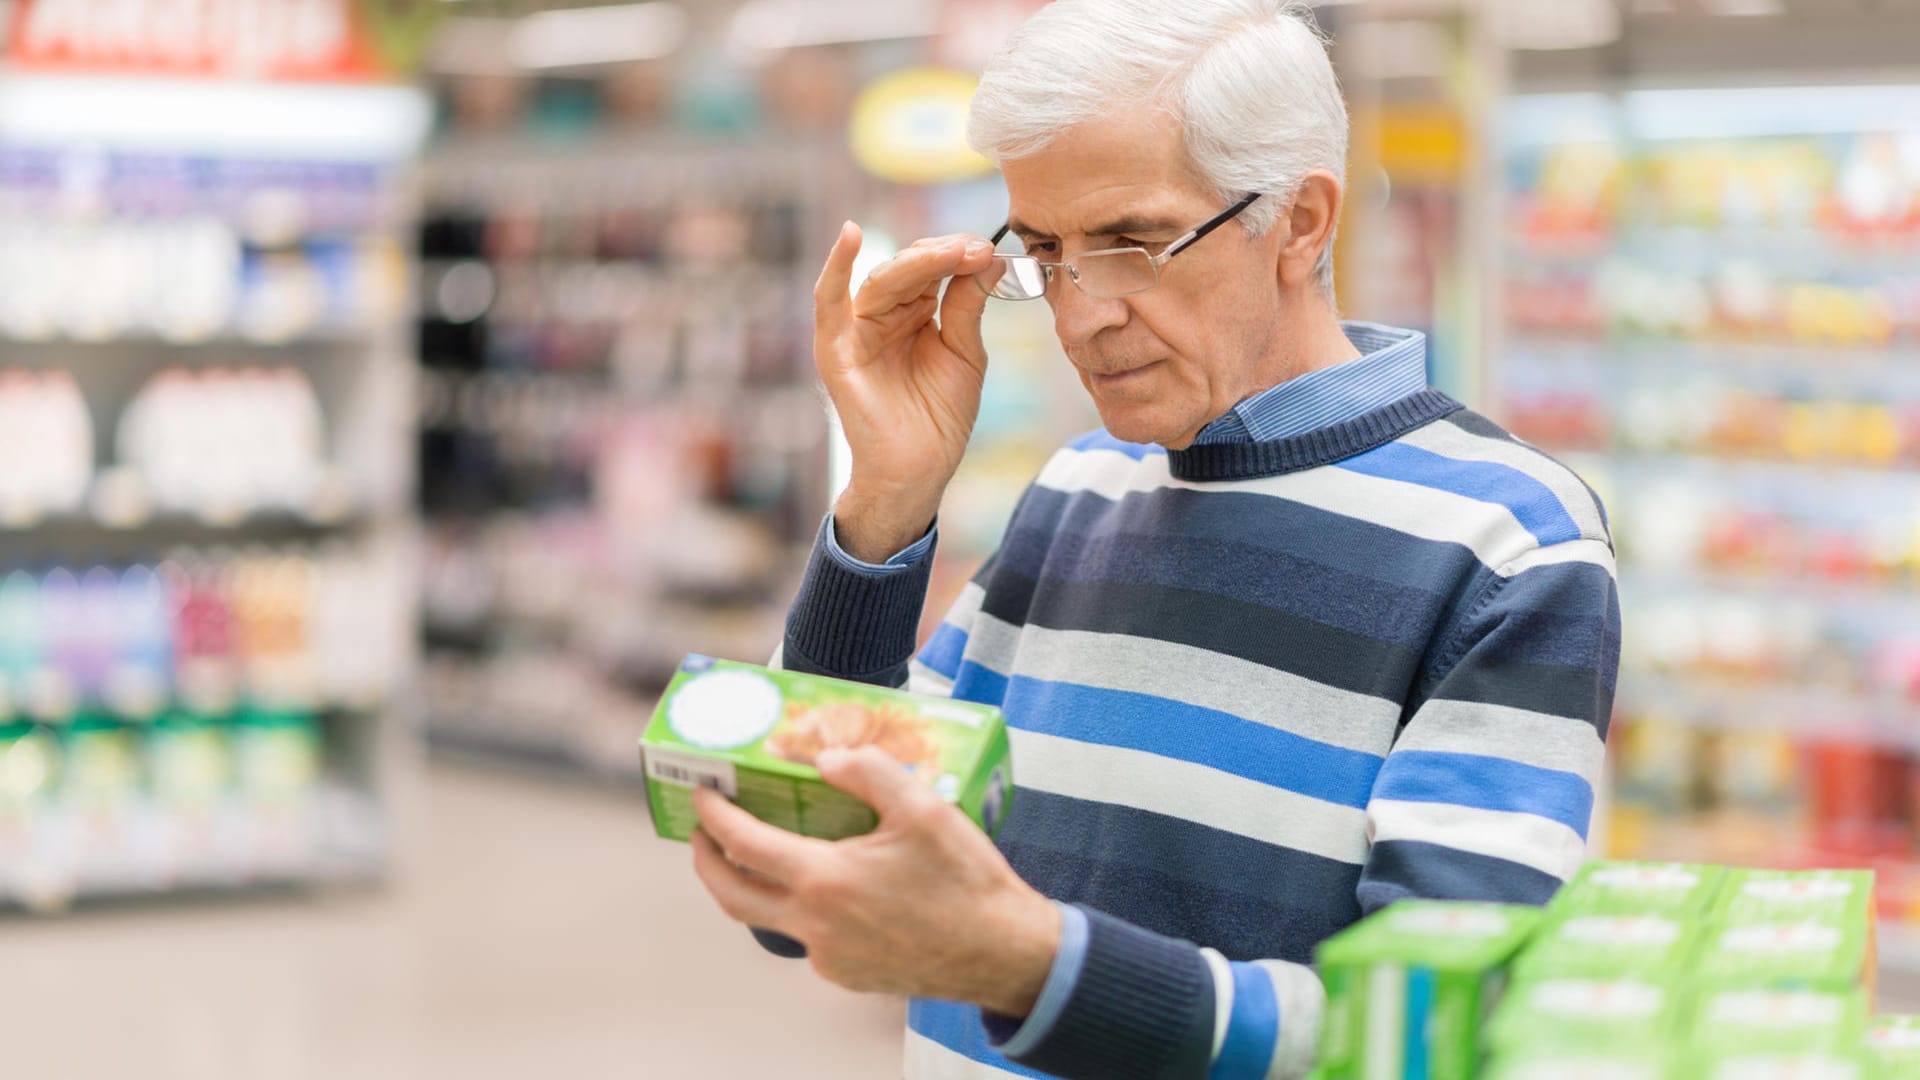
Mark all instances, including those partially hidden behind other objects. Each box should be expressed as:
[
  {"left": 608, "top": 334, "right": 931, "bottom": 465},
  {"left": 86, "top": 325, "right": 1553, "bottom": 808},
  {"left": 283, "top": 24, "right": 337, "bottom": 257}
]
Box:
[{"left": 974, "top": 192, "right": 1263, "bottom": 302}]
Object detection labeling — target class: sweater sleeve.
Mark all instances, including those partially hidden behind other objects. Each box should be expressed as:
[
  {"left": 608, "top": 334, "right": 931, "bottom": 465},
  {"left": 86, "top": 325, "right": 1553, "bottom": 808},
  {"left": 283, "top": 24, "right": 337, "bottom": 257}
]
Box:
[
  {"left": 1358, "top": 536, "right": 1621, "bottom": 911},
  {"left": 983, "top": 537, "right": 1620, "bottom": 1080}
]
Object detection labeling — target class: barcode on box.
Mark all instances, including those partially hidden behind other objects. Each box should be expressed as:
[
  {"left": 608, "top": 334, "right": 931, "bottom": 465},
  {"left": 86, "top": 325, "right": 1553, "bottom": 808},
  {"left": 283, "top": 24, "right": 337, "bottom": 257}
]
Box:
[{"left": 644, "top": 749, "right": 737, "bottom": 797}]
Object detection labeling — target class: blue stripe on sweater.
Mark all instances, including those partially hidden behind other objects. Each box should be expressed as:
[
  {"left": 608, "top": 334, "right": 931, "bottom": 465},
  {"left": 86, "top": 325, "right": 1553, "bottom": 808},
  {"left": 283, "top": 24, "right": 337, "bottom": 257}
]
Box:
[
  {"left": 1010, "top": 483, "right": 1483, "bottom": 595},
  {"left": 1066, "top": 429, "right": 1164, "bottom": 460},
  {"left": 992, "top": 672, "right": 1382, "bottom": 808},
  {"left": 1208, "top": 963, "right": 1280, "bottom": 1080},
  {"left": 999, "top": 789, "right": 1362, "bottom": 963},
  {"left": 919, "top": 622, "right": 969, "bottom": 680},
  {"left": 1336, "top": 442, "right": 1584, "bottom": 548},
  {"left": 1371, "top": 750, "right": 1594, "bottom": 835},
  {"left": 1358, "top": 840, "right": 1566, "bottom": 912},
  {"left": 909, "top": 1000, "right": 1056, "bottom": 1078},
  {"left": 998, "top": 514, "right": 1451, "bottom": 651}
]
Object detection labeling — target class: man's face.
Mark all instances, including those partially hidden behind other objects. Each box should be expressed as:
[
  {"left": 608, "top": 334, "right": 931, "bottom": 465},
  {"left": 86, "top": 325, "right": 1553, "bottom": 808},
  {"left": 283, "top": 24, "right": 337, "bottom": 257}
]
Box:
[{"left": 1000, "top": 109, "right": 1290, "bottom": 449}]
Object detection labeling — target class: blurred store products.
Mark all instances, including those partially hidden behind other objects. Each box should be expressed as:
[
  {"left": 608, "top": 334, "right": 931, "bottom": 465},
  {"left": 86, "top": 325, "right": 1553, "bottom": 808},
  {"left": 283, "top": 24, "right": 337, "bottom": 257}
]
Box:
[
  {"left": 0, "top": 0, "right": 428, "bottom": 910},
  {"left": 1491, "top": 85, "right": 1920, "bottom": 955}
]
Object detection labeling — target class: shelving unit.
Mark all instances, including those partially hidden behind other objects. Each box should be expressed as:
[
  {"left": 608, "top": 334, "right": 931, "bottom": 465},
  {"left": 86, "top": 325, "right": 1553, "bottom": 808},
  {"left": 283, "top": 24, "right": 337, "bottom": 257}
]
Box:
[
  {"left": 1492, "top": 84, "right": 1920, "bottom": 963},
  {"left": 0, "top": 74, "right": 428, "bottom": 912},
  {"left": 414, "top": 133, "right": 850, "bottom": 782}
]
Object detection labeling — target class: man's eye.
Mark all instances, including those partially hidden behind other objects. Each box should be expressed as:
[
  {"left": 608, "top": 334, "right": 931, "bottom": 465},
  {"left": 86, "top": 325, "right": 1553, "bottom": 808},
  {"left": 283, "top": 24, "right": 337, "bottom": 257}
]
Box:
[{"left": 1025, "top": 242, "right": 1057, "bottom": 256}]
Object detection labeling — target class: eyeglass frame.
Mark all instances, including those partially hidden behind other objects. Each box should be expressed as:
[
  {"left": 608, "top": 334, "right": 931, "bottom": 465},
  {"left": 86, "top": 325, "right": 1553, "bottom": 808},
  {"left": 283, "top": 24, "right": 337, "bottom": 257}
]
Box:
[{"left": 977, "top": 191, "right": 1265, "bottom": 301}]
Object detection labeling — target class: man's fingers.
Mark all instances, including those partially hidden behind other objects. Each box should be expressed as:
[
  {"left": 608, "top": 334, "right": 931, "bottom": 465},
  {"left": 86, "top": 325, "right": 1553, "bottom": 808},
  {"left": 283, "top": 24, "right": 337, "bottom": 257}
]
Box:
[
  {"left": 693, "top": 787, "right": 824, "bottom": 884},
  {"left": 691, "top": 828, "right": 790, "bottom": 929},
  {"left": 855, "top": 235, "right": 994, "bottom": 319},
  {"left": 938, "top": 249, "right": 997, "bottom": 366},
  {"left": 816, "top": 746, "right": 932, "bottom": 823},
  {"left": 813, "top": 221, "right": 862, "bottom": 326}
]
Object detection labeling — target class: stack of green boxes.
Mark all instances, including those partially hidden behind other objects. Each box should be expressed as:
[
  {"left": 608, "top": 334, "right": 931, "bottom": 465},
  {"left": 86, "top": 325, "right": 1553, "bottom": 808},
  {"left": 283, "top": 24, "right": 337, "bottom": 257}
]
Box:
[{"left": 1314, "top": 862, "right": 1914, "bottom": 1078}]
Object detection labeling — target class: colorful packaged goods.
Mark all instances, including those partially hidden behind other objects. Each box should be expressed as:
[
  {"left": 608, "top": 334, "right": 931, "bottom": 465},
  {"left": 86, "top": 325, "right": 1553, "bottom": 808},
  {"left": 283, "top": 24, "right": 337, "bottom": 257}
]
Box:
[
  {"left": 1485, "top": 973, "right": 1686, "bottom": 1052},
  {"left": 1513, "top": 912, "right": 1697, "bottom": 979},
  {"left": 1691, "top": 985, "right": 1868, "bottom": 1055},
  {"left": 1550, "top": 861, "right": 1727, "bottom": 916},
  {"left": 640, "top": 655, "right": 1013, "bottom": 842},
  {"left": 1864, "top": 1015, "right": 1920, "bottom": 1078},
  {"left": 1481, "top": 1042, "right": 1676, "bottom": 1080},
  {"left": 1315, "top": 901, "right": 1545, "bottom": 1080}
]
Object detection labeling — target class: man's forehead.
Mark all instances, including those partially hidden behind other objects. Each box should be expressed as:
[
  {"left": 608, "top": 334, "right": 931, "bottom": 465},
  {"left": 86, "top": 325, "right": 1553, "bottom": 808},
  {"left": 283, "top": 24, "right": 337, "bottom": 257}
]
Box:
[{"left": 998, "top": 111, "right": 1209, "bottom": 238}]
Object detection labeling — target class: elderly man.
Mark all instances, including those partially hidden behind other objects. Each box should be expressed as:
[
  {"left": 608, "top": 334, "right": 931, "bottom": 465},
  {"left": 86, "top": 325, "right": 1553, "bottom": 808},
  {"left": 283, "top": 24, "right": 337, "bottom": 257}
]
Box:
[{"left": 686, "top": 2, "right": 1620, "bottom": 1078}]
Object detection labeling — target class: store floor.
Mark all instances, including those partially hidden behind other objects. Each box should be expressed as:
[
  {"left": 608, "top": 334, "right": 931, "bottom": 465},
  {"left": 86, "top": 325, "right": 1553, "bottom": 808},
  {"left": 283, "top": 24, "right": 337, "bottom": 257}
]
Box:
[{"left": 0, "top": 763, "right": 906, "bottom": 1080}]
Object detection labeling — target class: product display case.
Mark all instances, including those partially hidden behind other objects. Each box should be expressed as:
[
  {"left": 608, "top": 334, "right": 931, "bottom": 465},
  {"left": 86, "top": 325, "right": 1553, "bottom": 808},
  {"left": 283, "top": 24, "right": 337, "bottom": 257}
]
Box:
[
  {"left": 0, "top": 74, "right": 429, "bottom": 910},
  {"left": 1493, "top": 84, "right": 1920, "bottom": 971},
  {"left": 415, "top": 131, "right": 849, "bottom": 781}
]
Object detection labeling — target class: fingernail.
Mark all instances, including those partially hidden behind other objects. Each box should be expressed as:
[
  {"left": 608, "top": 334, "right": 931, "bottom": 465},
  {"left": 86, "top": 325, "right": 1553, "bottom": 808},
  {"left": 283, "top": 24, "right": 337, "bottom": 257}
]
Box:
[
  {"left": 965, "top": 241, "right": 992, "bottom": 258},
  {"left": 816, "top": 748, "right": 848, "bottom": 772}
]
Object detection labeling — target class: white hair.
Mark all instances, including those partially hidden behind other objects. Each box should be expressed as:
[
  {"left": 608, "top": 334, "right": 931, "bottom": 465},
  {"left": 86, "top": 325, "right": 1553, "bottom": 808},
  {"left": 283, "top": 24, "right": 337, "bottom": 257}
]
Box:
[{"left": 968, "top": 0, "right": 1348, "bottom": 295}]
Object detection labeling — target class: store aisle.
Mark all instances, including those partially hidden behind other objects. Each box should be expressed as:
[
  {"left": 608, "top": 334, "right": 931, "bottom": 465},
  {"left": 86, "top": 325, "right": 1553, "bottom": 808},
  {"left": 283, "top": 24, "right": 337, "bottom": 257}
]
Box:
[{"left": 0, "top": 765, "right": 906, "bottom": 1080}]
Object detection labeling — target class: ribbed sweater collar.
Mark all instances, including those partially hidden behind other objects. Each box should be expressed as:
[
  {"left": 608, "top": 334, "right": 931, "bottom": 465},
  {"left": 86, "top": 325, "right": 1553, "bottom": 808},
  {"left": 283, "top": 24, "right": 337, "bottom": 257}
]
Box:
[{"left": 1165, "top": 389, "right": 1462, "bottom": 482}]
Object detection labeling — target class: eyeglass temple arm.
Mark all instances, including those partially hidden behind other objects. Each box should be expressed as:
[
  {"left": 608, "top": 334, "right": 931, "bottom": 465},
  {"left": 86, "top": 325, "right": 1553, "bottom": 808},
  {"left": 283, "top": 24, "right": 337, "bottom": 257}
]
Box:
[{"left": 1163, "top": 192, "right": 1264, "bottom": 259}]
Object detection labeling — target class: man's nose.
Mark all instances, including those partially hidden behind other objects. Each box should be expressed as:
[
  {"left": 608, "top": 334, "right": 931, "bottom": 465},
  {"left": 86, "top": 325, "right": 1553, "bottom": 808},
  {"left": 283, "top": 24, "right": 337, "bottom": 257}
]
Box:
[{"left": 1050, "top": 279, "right": 1130, "bottom": 348}]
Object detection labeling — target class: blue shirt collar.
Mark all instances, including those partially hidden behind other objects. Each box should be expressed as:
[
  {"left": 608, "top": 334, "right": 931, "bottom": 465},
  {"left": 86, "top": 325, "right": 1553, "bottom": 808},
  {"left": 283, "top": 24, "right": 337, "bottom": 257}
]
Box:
[{"left": 1191, "top": 322, "right": 1429, "bottom": 445}]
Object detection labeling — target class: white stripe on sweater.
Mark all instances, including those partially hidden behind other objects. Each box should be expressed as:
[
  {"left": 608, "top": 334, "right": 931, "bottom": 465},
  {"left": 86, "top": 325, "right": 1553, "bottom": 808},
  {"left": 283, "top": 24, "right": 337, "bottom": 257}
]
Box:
[
  {"left": 1010, "top": 728, "right": 1372, "bottom": 866},
  {"left": 1034, "top": 447, "right": 1613, "bottom": 581},
  {"left": 961, "top": 614, "right": 1402, "bottom": 756},
  {"left": 1367, "top": 798, "right": 1591, "bottom": 881}
]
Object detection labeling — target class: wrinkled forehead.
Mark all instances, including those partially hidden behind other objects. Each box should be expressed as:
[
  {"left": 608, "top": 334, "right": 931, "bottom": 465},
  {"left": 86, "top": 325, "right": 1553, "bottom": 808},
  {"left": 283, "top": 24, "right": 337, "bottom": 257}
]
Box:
[{"left": 998, "top": 110, "right": 1215, "bottom": 241}]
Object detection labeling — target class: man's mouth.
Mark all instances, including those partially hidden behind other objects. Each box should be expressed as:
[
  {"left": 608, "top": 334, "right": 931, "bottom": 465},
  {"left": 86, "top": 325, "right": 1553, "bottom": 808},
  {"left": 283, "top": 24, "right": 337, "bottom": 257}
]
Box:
[{"left": 1088, "top": 361, "right": 1161, "bottom": 388}]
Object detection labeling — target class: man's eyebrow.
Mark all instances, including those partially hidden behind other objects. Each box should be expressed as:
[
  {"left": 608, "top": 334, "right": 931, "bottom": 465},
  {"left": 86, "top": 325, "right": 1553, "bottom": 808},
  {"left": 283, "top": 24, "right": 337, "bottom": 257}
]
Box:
[{"left": 1006, "top": 214, "right": 1186, "bottom": 241}]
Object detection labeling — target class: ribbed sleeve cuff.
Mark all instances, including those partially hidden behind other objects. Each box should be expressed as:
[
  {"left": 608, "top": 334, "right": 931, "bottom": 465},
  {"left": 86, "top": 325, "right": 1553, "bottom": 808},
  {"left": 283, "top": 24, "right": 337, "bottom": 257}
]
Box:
[
  {"left": 998, "top": 905, "right": 1217, "bottom": 1080},
  {"left": 783, "top": 514, "right": 934, "bottom": 682}
]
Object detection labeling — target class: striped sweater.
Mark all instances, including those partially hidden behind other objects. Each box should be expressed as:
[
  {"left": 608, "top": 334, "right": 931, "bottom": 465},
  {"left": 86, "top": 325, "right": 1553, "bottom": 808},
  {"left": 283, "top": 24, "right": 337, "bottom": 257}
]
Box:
[{"left": 776, "top": 389, "right": 1621, "bottom": 1080}]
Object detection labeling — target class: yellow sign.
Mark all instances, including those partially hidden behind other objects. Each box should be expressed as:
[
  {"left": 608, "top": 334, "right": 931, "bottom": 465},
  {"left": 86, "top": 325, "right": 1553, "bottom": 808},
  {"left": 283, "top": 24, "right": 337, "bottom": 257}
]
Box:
[{"left": 849, "top": 68, "right": 994, "bottom": 185}]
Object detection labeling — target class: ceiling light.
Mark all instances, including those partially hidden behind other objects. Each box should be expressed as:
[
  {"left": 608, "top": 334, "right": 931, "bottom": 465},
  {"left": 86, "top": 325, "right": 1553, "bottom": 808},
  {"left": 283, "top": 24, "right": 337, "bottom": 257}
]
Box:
[
  {"left": 509, "top": 2, "right": 689, "bottom": 70},
  {"left": 729, "top": 0, "right": 936, "bottom": 55}
]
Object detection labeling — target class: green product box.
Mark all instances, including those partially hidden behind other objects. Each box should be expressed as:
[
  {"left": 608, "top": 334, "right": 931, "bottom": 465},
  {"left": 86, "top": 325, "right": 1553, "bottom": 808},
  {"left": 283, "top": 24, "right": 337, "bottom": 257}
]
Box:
[
  {"left": 1512, "top": 911, "right": 1698, "bottom": 979},
  {"left": 1688, "top": 1048, "right": 1872, "bottom": 1080},
  {"left": 1481, "top": 1042, "right": 1678, "bottom": 1080},
  {"left": 1550, "top": 860, "right": 1727, "bottom": 917},
  {"left": 1315, "top": 901, "right": 1545, "bottom": 1080},
  {"left": 1691, "top": 985, "right": 1868, "bottom": 1054},
  {"left": 1484, "top": 973, "right": 1686, "bottom": 1053},
  {"left": 1866, "top": 1016, "right": 1920, "bottom": 1078},
  {"left": 1716, "top": 869, "right": 1875, "bottom": 925},
  {"left": 640, "top": 655, "right": 1014, "bottom": 842},
  {"left": 1693, "top": 915, "right": 1872, "bottom": 990}
]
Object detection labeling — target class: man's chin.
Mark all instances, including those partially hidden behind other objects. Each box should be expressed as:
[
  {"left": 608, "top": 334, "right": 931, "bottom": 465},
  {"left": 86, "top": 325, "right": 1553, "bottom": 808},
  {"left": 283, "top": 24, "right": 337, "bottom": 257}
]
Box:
[{"left": 1092, "top": 402, "right": 1194, "bottom": 449}]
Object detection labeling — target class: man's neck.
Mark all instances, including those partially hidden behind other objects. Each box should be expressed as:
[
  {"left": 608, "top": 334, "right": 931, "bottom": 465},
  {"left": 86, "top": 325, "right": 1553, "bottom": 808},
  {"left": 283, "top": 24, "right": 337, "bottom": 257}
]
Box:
[{"left": 1283, "top": 296, "right": 1364, "bottom": 381}]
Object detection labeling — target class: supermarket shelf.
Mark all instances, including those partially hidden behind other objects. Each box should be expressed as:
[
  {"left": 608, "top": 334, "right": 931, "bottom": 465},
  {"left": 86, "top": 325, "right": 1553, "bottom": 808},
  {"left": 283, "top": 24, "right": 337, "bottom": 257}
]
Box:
[
  {"left": 0, "top": 507, "right": 372, "bottom": 548},
  {"left": 1545, "top": 448, "right": 1920, "bottom": 495},
  {"left": 1506, "top": 336, "right": 1920, "bottom": 386},
  {"left": 0, "top": 327, "right": 380, "bottom": 351},
  {"left": 1615, "top": 673, "right": 1920, "bottom": 749},
  {"left": 1618, "top": 567, "right": 1919, "bottom": 610},
  {"left": 0, "top": 784, "right": 388, "bottom": 916}
]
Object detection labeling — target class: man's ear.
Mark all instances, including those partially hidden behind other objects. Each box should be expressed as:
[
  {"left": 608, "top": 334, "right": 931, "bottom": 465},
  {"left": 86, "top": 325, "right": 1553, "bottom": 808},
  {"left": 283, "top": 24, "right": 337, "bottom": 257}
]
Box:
[{"left": 1277, "top": 170, "right": 1342, "bottom": 289}]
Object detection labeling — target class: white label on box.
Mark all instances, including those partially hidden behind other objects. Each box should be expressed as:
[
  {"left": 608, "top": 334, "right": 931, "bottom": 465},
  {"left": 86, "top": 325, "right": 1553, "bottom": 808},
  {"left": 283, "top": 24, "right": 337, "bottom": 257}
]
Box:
[
  {"left": 1532, "top": 978, "right": 1665, "bottom": 1019},
  {"left": 1706, "top": 990, "right": 1843, "bottom": 1028},
  {"left": 1591, "top": 865, "right": 1699, "bottom": 891},
  {"left": 645, "top": 748, "right": 738, "bottom": 798},
  {"left": 1719, "top": 922, "right": 1842, "bottom": 955},
  {"left": 1741, "top": 879, "right": 1854, "bottom": 903},
  {"left": 1560, "top": 915, "right": 1683, "bottom": 947}
]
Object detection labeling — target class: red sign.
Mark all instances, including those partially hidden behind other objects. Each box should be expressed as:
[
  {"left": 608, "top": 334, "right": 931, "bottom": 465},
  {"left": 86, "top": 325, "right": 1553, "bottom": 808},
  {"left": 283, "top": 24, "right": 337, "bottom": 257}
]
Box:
[{"left": 6, "top": 0, "right": 436, "bottom": 82}]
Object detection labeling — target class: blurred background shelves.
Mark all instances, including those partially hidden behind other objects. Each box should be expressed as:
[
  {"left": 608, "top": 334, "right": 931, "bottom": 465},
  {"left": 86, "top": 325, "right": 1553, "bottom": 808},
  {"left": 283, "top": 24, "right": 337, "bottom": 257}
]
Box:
[{"left": 0, "top": 36, "right": 427, "bottom": 910}]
